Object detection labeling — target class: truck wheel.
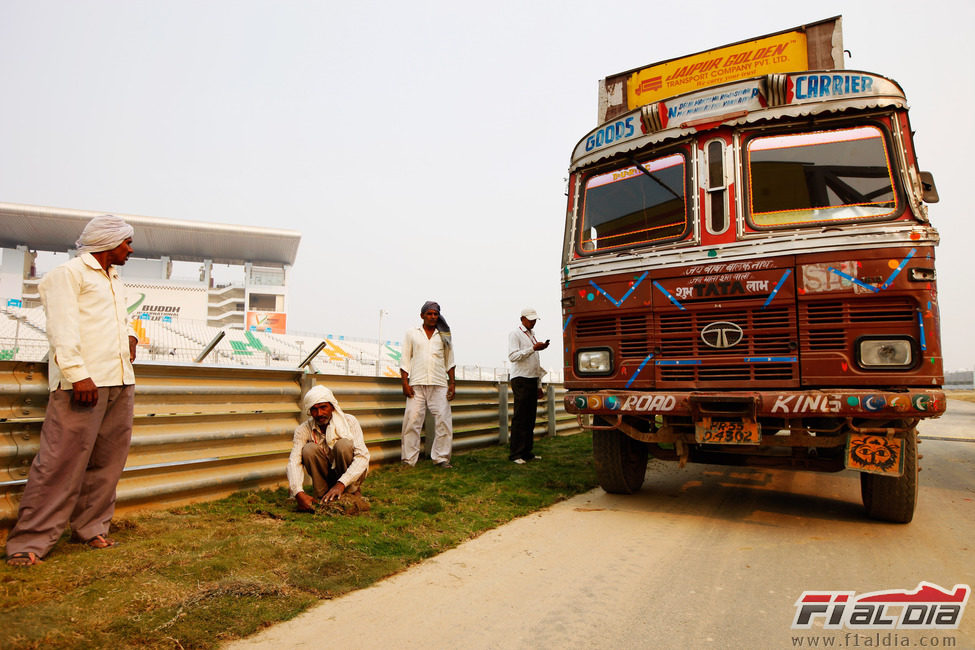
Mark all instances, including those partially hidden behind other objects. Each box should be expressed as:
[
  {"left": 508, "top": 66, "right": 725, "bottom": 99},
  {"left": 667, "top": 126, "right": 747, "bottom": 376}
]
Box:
[
  {"left": 859, "top": 428, "right": 918, "bottom": 524},
  {"left": 592, "top": 421, "right": 648, "bottom": 494}
]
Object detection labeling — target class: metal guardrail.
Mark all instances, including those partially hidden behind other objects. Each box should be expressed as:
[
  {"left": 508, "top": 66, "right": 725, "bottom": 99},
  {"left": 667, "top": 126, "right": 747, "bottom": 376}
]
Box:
[{"left": 0, "top": 360, "right": 581, "bottom": 528}]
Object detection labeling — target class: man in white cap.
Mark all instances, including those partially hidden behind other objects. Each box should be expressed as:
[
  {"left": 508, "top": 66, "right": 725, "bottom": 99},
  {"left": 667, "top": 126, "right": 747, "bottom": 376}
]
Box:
[
  {"left": 6, "top": 214, "right": 138, "bottom": 567},
  {"left": 506, "top": 308, "right": 549, "bottom": 464},
  {"left": 288, "top": 385, "right": 370, "bottom": 513}
]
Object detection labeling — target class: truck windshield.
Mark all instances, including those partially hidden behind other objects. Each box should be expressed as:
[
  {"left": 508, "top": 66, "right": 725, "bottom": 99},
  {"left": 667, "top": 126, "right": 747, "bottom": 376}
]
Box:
[
  {"left": 747, "top": 125, "right": 897, "bottom": 227},
  {"left": 579, "top": 152, "right": 686, "bottom": 253}
]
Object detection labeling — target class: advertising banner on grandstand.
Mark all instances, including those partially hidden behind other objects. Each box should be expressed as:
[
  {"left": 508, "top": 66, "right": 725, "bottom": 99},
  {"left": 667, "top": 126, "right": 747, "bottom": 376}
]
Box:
[
  {"left": 247, "top": 311, "right": 287, "bottom": 334},
  {"left": 125, "top": 282, "right": 208, "bottom": 321}
]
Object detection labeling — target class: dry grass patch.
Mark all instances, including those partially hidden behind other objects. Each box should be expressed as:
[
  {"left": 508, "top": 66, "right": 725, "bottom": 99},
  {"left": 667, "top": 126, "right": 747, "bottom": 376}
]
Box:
[{"left": 1, "top": 432, "right": 596, "bottom": 649}]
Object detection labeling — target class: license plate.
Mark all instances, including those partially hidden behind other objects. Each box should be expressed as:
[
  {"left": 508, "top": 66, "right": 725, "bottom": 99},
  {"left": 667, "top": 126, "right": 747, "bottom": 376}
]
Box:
[
  {"left": 695, "top": 417, "right": 761, "bottom": 445},
  {"left": 845, "top": 433, "right": 904, "bottom": 476}
]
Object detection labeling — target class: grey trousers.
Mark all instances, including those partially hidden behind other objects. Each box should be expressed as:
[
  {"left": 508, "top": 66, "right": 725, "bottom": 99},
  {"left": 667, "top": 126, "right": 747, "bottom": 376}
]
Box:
[
  {"left": 5, "top": 385, "right": 135, "bottom": 558},
  {"left": 300, "top": 438, "right": 365, "bottom": 498}
]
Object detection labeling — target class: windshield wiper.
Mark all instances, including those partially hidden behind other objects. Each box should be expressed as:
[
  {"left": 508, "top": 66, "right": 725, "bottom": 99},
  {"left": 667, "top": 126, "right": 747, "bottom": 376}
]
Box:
[{"left": 627, "top": 157, "right": 682, "bottom": 201}]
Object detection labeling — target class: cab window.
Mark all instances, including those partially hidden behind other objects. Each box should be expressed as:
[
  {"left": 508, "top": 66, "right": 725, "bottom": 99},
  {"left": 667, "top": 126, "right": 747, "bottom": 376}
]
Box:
[
  {"left": 579, "top": 152, "right": 687, "bottom": 253},
  {"left": 746, "top": 125, "right": 897, "bottom": 227}
]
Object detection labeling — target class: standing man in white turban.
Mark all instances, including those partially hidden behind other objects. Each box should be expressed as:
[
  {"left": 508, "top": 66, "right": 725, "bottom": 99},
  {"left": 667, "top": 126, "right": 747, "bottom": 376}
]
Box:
[
  {"left": 400, "top": 301, "right": 456, "bottom": 468},
  {"left": 6, "top": 214, "right": 138, "bottom": 567},
  {"left": 288, "top": 385, "right": 370, "bottom": 513}
]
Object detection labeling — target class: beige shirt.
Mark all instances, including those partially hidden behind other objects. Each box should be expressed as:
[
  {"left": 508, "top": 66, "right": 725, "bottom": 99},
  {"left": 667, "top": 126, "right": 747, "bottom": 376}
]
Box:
[
  {"left": 400, "top": 327, "right": 455, "bottom": 387},
  {"left": 39, "top": 253, "right": 137, "bottom": 391},
  {"left": 287, "top": 414, "right": 370, "bottom": 497}
]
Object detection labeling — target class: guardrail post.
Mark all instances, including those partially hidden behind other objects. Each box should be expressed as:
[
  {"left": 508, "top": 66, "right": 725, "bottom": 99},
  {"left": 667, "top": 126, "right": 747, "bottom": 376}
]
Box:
[
  {"left": 498, "top": 382, "right": 509, "bottom": 445},
  {"left": 299, "top": 373, "right": 314, "bottom": 404},
  {"left": 546, "top": 384, "right": 557, "bottom": 437}
]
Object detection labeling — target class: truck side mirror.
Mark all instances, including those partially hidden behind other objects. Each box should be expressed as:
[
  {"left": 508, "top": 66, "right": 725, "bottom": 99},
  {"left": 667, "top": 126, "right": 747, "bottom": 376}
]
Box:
[{"left": 919, "top": 171, "right": 939, "bottom": 204}]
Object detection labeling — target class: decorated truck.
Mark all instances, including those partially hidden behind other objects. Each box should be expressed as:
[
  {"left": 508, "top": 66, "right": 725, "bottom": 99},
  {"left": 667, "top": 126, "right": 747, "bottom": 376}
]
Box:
[{"left": 561, "top": 17, "right": 943, "bottom": 523}]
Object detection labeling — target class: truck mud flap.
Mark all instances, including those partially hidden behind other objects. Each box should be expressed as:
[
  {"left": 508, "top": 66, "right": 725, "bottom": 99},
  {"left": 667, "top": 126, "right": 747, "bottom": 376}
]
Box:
[{"left": 844, "top": 433, "right": 905, "bottom": 477}]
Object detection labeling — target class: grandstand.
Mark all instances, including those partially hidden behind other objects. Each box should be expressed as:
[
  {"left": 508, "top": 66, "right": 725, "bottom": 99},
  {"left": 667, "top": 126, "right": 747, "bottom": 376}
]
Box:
[
  {"left": 0, "top": 202, "right": 298, "bottom": 330},
  {"left": 0, "top": 203, "right": 528, "bottom": 380},
  {"left": 0, "top": 305, "right": 516, "bottom": 379},
  {"left": 0, "top": 202, "right": 518, "bottom": 380},
  {"left": 0, "top": 302, "right": 404, "bottom": 374}
]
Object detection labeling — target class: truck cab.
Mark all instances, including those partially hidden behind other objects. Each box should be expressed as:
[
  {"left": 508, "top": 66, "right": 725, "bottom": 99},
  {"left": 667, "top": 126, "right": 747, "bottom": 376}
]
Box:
[{"left": 561, "top": 64, "right": 943, "bottom": 523}]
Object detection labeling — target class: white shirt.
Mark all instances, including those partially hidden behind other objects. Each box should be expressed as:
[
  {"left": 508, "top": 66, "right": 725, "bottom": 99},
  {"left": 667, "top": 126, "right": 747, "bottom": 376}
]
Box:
[
  {"left": 400, "top": 327, "right": 455, "bottom": 387},
  {"left": 286, "top": 414, "right": 370, "bottom": 497},
  {"left": 39, "top": 253, "right": 137, "bottom": 391},
  {"left": 508, "top": 326, "right": 546, "bottom": 379}
]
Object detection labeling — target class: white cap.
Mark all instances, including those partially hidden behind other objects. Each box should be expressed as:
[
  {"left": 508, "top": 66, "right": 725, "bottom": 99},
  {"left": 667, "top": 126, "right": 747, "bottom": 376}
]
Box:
[{"left": 520, "top": 308, "right": 539, "bottom": 320}]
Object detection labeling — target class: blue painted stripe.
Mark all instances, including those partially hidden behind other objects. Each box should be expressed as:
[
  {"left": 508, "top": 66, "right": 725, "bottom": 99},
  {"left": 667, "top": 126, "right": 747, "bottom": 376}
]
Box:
[
  {"left": 588, "top": 271, "right": 650, "bottom": 308},
  {"left": 655, "top": 357, "right": 795, "bottom": 365},
  {"left": 918, "top": 311, "right": 927, "bottom": 352},
  {"left": 617, "top": 271, "right": 649, "bottom": 305},
  {"left": 653, "top": 281, "right": 686, "bottom": 311},
  {"left": 880, "top": 248, "right": 916, "bottom": 290},
  {"left": 762, "top": 269, "right": 792, "bottom": 309},
  {"left": 828, "top": 266, "right": 880, "bottom": 293},
  {"left": 588, "top": 280, "right": 621, "bottom": 307},
  {"left": 624, "top": 353, "right": 655, "bottom": 389},
  {"left": 562, "top": 314, "right": 573, "bottom": 332}
]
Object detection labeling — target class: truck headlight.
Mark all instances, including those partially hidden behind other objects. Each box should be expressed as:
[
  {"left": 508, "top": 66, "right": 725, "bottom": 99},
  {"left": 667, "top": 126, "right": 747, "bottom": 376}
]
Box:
[
  {"left": 576, "top": 348, "right": 613, "bottom": 375},
  {"left": 857, "top": 338, "right": 915, "bottom": 369}
]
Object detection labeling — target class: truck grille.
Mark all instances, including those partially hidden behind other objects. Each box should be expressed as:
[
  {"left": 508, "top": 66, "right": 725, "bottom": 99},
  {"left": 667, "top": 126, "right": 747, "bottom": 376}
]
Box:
[
  {"left": 572, "top": 304, "right": 797, "bottom": 386},
  {"left": 656, "top": 305, "right": 796, "bottom": 385},
  {"left": 575, "top": 313, "right": 652, "bottom": 359},
  {"left": 799, "top": 299, "right": 917, "bottom": 351}
]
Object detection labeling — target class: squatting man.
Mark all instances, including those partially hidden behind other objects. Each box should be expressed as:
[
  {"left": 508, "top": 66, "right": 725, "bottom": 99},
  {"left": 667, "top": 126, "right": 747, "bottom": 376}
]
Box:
[{"left": 287, "top": 385, "right": 370, "bottom": 513}]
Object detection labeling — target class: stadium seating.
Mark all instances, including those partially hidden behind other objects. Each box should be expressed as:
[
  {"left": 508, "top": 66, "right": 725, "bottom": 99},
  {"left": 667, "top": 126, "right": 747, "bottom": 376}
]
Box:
[{"left": 0, "top": 309, "right": 530, "bottom": 379}]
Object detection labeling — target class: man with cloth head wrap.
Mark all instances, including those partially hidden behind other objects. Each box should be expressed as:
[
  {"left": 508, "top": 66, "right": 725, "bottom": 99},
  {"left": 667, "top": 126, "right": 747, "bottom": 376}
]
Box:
[
  {"left": 6, "top": 214, "right": 139, "bottom": 567},
  {"left": 399, "top": 301, "right": 456, "bottom": 468},
  {"left": 287, "top": 385, "right": 370, "bottom": 513}
]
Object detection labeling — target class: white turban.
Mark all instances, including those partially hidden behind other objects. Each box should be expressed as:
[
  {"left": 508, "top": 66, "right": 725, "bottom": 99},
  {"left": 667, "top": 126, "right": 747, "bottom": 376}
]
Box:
[
  {"left": 75, "top": 214, "right": 135, "bottom": 254},
  {"left": 302, "top": 385, "right": 351, "bottom": 441}
]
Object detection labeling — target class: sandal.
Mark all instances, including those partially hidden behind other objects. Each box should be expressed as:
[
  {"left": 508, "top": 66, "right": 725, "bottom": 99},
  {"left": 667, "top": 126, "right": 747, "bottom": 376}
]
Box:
[
  {"left": 6, "top": 552, "right": 43, "bottom": 567},
  {"left": 85, "top": 534, "right": 117, "bottom": 549}
]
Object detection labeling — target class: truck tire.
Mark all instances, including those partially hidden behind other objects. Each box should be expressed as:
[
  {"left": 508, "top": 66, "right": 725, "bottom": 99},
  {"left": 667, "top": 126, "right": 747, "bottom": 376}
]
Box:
[
  {"left": 592, "top": 421, "right": 648, "bottom": 494},
  {"left": 859, "top": 428, "right": 918, "bottom": 524}
]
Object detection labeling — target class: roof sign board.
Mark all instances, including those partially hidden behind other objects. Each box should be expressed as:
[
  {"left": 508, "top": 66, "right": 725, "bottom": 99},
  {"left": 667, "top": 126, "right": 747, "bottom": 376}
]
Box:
[
  {"left": 598, "top": 16, "right": 843, "bottom": 123},
  {"left": 626, "top": 31, "right": 807, "bottom": 109}
]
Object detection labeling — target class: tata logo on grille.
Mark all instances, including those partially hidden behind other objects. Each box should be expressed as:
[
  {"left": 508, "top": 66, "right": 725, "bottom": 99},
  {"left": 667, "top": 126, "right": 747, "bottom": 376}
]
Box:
[{"left": 700, "top": 321, "right": 744, "bottom": 349}]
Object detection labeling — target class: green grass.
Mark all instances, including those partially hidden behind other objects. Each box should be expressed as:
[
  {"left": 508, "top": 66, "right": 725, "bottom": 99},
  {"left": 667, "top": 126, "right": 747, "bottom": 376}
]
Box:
[{"left": 1, "top": 433, "right": 596, "bottom": 649}]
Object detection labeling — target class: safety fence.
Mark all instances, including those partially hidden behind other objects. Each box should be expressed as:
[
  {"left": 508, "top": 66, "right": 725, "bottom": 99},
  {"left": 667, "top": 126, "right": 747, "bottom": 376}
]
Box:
[{"left": 0, "top": 360, "right": 580, "bottom": 527}]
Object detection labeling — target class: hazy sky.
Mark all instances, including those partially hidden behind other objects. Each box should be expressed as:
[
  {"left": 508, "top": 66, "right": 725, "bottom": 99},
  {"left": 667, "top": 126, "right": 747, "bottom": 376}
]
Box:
[{"left": 1, "top": 1, "right": 972, "bottom": 372}]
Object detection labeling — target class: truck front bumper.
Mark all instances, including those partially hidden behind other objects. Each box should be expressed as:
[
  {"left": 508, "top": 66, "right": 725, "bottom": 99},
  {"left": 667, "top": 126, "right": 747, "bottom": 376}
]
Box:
[{"left": 564, "top": 388, "right": 946, "bottom": 420}]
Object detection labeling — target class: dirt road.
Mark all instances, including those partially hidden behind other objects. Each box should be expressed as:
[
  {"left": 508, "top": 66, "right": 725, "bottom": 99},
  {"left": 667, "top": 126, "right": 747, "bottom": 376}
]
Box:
[{"left": 228, "top": 401, "right": 975, "bottom": 649}]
